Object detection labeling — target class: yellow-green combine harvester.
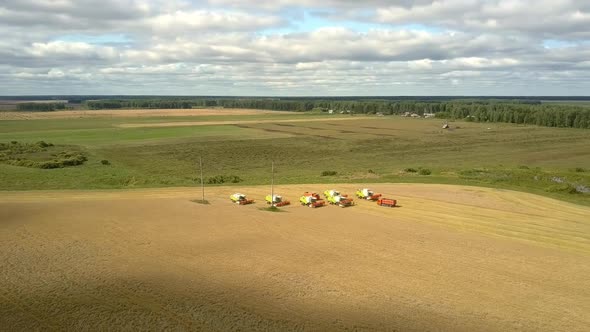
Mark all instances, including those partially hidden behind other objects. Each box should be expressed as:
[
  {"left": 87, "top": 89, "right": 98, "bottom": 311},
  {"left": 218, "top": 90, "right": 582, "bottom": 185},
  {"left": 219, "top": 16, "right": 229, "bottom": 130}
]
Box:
[
  {"left": 265, "top": 195, "right": 290, "bottom": 207},
  {"left": 323, "top": 189, "right": 354, "bottom": 207}
]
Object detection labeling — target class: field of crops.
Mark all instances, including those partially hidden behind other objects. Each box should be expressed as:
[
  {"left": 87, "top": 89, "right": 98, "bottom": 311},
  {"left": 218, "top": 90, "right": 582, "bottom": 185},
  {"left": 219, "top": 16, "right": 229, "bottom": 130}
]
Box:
[{"left": 1, "top": 109, "right": 589, "bottom": 205}]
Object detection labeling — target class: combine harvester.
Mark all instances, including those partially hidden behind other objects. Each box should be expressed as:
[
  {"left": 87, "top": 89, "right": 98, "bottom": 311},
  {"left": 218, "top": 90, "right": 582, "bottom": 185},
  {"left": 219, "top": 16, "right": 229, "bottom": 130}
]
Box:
[
  {"left": 299, "top": 192, "right": 326, "bottom": 208},
  {"left": 324, "top": 189, "right": 354, "bottom": 207},
  {"left": 230, "top": 193, "right": 255, "bottom": 205},
  {"left": 356, "top": 188, "right": 382, "bottom": 201},
  {"left": 265, "top": 194, "right": 290, "bottom": 207}
]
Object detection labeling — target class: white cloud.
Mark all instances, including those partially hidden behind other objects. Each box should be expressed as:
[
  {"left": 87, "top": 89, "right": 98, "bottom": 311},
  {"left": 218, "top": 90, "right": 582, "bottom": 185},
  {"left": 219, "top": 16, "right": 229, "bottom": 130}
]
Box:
[
  {"left": 147, "top": 10, "right": 283, "bottom": 34},
  {"left": 27, "top": 41, "right": 117, "bottom": 59},
  {"left": 0, "top": 0, "right": 589, "bottom": 95},
  {"left": 376, "top": 0, "right": 590, "bottom": 39}
]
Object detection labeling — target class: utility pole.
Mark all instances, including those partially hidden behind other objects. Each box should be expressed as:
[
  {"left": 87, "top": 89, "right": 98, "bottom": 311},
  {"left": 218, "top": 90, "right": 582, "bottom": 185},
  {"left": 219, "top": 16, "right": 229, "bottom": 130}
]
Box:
[
  {"left": 270, "top": 161, "right": 275, "bottom": 207},
  {"left": 199, "top": 156, "right": 205, "bottom": 202}
]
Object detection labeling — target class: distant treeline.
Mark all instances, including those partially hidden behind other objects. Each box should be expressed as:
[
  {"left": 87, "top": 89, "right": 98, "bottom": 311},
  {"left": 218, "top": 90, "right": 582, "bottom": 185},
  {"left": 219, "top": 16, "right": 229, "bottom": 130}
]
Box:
[
  {"left": 85, "top": 100, "right": 194, "bottom": 109},
  {"left": 16, "top": 102, "right": 67, "bottom": 112},
  {"left": 82, "top": 98, "right": 590, "bottom": 128},
  {"left": 435, "top": 103, "right": 590, "bottom": 129}
]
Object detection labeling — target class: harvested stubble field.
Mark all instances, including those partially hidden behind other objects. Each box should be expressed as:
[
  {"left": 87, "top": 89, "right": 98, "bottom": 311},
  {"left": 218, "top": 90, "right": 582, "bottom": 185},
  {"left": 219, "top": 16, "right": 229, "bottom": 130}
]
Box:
[{"left": 1, "top": 184, "right": 589, "bottom": 331}]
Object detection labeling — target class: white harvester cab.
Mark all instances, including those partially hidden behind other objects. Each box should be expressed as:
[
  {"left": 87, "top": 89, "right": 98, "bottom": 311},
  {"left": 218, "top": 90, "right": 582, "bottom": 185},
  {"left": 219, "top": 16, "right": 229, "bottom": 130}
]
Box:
[
  {"left": 271, "top": 195, "right": 282, "bottom": 202},
  {"left": 327, "top": 190, "right": 340, "bottom": 197},
  {"left": 231, "top": 193, "right": 246, "bottom": 201},
  {"left": 362, "top": 188, "right": 373, "bottom": 197},
  {"left": 304, "top": 196, "right": 316, "bottom": 204}
]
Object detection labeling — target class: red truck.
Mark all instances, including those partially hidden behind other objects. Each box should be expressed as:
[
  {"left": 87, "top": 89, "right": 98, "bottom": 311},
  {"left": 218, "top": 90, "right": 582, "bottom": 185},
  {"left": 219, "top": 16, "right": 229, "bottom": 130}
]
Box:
[{"left": 377, "top": 198, "right": 397, "bottom": 207}]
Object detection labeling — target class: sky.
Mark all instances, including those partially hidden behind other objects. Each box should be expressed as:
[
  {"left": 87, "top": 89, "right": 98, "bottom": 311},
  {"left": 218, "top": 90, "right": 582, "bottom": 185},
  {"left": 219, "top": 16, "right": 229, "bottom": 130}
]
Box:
[{"left": 1, "top": 0, "right": 590, "bottom": 96}]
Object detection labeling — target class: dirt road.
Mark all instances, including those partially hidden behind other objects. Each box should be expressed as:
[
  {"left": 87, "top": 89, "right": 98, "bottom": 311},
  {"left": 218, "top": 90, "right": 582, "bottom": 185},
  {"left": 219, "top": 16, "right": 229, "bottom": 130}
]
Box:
[{"left": 1, "top": 184, "right": 589, "bottom": 331}]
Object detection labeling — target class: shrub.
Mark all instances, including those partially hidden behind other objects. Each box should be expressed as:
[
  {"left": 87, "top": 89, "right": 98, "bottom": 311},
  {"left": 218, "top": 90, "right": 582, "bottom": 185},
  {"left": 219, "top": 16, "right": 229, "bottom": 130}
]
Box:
[
  {"left": 206, "top": 175, "right": 243, "bottom": 184},
  {"left": 36, "top": 141, "right": 51, "bottom": 148},
  {"left": 321, "top": 170, "right": 337, "bottom": 176},
  {"left": 367, "top": 169, "right": 375, "bottom": 174},
  {"left": 518, "top": 165, "right": 530, "bottom": 170},
  {"left": 38, "top": 161, "right": 62, "bottom": 169},
  {"left": 404, "top": 168, "right": 418, "bottom": 173},
  {"left": 575, "top": 167, "right": 586, "bottom": 173},
  {"left": 546, "top": 183, "right": 579, "bottom": 194},
  {"left": 1, "top": 144, "right": 88, "bottom": 169},
  {"left": 101, "top": 159, "right": 111, "bottom": 165},
  {"left": 418, "top": 168, "right": 432, "bottom": 175}
]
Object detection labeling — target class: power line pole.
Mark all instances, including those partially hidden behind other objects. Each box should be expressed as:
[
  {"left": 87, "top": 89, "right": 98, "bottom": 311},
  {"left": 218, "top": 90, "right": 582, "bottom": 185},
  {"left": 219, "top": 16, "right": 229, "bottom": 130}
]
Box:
[
  {"left": 199, "top": 156, "right": 205, "bottom": 202},
  {"left": 270, "top": 161, "right": 275, "bottom": 207}
]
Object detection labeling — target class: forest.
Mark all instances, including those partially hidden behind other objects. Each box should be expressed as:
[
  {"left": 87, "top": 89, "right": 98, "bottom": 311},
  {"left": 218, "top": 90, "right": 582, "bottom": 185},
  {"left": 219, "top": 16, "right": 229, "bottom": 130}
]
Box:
[{"left": 16, "top": 102, "right": 67, "bottom": 112}]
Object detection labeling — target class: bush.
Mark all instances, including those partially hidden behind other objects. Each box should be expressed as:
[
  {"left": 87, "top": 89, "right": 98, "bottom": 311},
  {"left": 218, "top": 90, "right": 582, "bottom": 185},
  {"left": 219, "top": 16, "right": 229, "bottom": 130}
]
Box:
[
  {"left": 321, "top": 170, "right": 337, "bottom": 176},
  {"left": 1, "top": 144, "right": 87, "bottom": 169},
  {"left": 206, "top": 175, "right": 243, "bottom": 184},
  {"left": 36, "top": 141, "right": 52, "bottom": 148},
  {"left": 101, "top": 159, "right": 111, "bottom": 165},
  {"left": 38, "top": 161, "right": 62, "bottom": 169},
  {"left": 367, "top": 169, "right": 375, "bottom": 174},
  {"left": 575, "top": 167, "right": 586, "bottom": 173},
  {"left": 518, "top": 165, "right": 530, "bottom": 170},
  {"left": 546, "top": 183, "right": 579, "bottom": 194},
  {"left": 418, "top": 168, "right": 432, "bottom": 175},
  {"left": 404, "top": 168, "right": 418, "bottom": 173}
]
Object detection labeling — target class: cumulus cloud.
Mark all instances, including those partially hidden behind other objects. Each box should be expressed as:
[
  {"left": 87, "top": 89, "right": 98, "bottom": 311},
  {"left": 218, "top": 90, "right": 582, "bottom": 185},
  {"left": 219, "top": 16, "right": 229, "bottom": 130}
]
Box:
[
  {"left": 376, "top": 0, "right": 590, "bottom": 39},
  {"left": 0, "top": 0, "right": 589, "bottom": 95}
]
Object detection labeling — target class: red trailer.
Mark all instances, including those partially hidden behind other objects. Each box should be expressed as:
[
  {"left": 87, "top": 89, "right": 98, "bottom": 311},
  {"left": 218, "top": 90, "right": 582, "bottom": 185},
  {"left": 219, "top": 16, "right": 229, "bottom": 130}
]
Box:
[{"left": 377, "top": 198, "right": 397, "bottom": 207}]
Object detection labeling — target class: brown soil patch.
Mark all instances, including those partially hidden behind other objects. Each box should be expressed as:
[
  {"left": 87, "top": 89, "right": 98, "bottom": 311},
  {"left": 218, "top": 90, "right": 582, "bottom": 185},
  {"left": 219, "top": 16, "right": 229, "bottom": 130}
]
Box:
[
  {"left": 1, "top": 184, "right": 589, "bottom": 331},
  {"left": 0, "top": 108, "right": 286, "bottom": 120}
]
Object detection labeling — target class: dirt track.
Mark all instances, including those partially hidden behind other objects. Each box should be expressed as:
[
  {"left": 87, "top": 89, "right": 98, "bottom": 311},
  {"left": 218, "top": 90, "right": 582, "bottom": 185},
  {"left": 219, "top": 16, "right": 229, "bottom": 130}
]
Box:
[
  {"left": 1, "top": 184, "right": 589, "bottom": 331},
  {"left": 0, "top": 108, "right": 285, "bottom": 120}
]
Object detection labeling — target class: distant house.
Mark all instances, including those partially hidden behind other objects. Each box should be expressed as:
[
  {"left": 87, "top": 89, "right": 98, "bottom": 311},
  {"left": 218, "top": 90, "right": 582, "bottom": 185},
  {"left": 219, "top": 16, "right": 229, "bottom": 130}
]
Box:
[
  {"left": 410, "top": 113, "right": 421, "bottom": 118},
  {"left": 328, "top": 109, "right": 334, "bottom": 114},
  {"left": 424, "top": 113, "right": 436, "bottom": 118}
]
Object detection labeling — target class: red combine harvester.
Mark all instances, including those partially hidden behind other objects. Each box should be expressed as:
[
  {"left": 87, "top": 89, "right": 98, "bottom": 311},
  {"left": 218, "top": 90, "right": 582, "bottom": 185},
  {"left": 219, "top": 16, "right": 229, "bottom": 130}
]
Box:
[
  {"left": 377, "top": 198, "right": 397, "bottom": 207},
  {"left": 299, "top": 192, "right": 326, "bottom": 208}
]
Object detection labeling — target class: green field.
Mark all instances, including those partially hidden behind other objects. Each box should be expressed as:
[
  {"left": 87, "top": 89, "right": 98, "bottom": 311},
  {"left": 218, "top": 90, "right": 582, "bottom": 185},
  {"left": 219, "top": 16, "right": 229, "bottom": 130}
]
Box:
[{"left": 1, "top": 112, "right": 589, "bottom": 205}]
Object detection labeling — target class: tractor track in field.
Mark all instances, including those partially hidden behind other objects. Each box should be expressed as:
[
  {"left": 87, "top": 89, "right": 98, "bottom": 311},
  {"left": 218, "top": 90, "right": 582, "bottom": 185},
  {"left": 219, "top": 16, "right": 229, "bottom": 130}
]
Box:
[{"left": 233, "top": 124, "right": 341, "bottom": 140}]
